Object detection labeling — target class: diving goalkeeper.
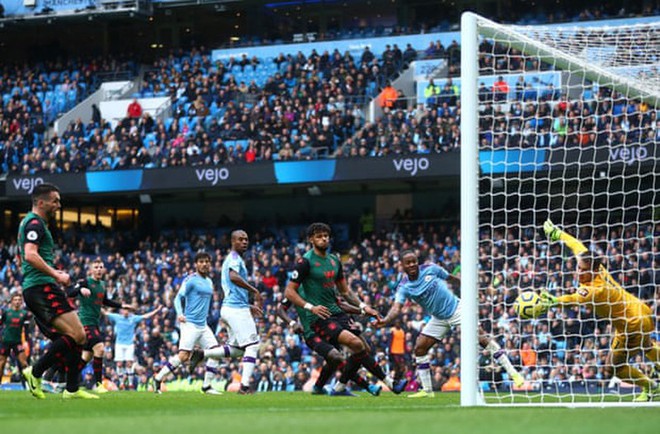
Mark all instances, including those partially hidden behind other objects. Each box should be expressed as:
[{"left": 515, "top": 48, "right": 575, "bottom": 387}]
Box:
[{"left": 541, "top": 220, "right": 660, "bottom": 402}]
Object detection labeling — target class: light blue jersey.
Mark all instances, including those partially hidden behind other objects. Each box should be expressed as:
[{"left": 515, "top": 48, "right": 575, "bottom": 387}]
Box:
[
  {"left": 395, "top": 263, "right": 458, "bottom": 319},
  {"left": 106, "top": 313, "right": 144, "bottom": 345},
  {"left": 221, "top": 250, "right": 249, "bottom": 308},
  {"left": 174, "top": 273, "right": 214, "bottom": 326}
]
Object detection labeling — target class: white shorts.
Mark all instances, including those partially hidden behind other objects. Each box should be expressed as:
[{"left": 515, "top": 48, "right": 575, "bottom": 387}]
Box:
[
  {"left": 221, "top": 306, "right": 259, "bottom": 347},
  {"left": 178, "top": 322, "right": 219, "bottom": 352},
  {"left": 114, "top": 343, "right": 135, "bottom": 362},
  {"left": 422, "top": 301, "right": 462, "bottom": 340}
]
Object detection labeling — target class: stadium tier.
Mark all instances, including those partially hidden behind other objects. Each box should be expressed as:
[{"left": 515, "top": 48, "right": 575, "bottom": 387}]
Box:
[{"left": 0, "top": 1, "right": 658, "bottom": 411}]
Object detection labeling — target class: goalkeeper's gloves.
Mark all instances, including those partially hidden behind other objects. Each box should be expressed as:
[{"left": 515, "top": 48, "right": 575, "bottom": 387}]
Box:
[
  {"left": 540, "top": 291, "right": 558, "bottom": 308},
  {"left": 543, "top": 219, "right": 563, "bottom": 242}
]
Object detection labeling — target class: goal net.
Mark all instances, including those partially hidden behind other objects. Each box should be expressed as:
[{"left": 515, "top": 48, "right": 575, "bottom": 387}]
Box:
[{"left": 460, "top": 12, "right": 660, "bottom": 406}]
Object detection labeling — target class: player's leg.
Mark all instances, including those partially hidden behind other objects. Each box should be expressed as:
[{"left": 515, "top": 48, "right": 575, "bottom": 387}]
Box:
[
  {"left": 238, "top": 342, "right": 259, "bottom": 394},
  {"left": 197, "top": 343, "right": 244, "bottom": 360},
  {"left": 305, "top": 336, "right": 343, "bottom": 394},
  {"left": 22, "top": 286, "right": 87, "bottom": 398},
  {"left": 228, "top": 308, "right": 260, "bottom": 394},
  {"left": 610, "top": 333, "right": 657, "bottom": 402},
  {"left": 0, "top": 352, "right": 7, "bottom": 383},
  {"left": 408, "top": 332, "right": 438, "bottom": 397},
  {"left": 15, "top": 346, "right": 28, "bottom": 387},
  {"left": 125, "top": 355, "right": 136, "bottom": 390},
  {"left": 154, "top": 349, "right": 189, "bottom": 392},
  {"left": 331, "top": 329, "right": 366, "bottom": 395},
  {"left": 39, "top": 311, "right": 89, "bottom": 396},
  {"left": 478, "top": 331, "right": 524, "bottom": 388},
  {"left": 154, "top": 322, "right": 195, "bottom": 391},
  {"left": 637, "top": 329, "right": 660, "bottom": 400},
  {"left": 199, "top": 327, "right": 222, "bottom": 394},
  {"left": 91, "top": 342, "right": 106, "bottom": 391}
]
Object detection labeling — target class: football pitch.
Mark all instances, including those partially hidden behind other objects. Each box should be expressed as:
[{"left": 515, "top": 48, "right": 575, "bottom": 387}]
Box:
[{"left": 1, "top": 391, "right": 659, "bottom": 434}]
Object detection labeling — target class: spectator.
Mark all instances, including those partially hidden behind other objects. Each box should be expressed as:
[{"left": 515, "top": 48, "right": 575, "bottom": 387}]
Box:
[{"left": 127, "top": 99, "right": 143, "bottom": 119}]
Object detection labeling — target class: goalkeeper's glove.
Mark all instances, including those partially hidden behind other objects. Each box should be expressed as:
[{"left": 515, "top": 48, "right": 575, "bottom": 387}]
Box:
[
  {"left": 543, "top": 219, "right": 563, "bottom": 242},
  {"left": 540, "top": 291, "right": 558, "bottom": 308}
]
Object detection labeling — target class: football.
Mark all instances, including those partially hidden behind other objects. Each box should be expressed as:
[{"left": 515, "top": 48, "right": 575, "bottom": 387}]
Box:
[{"left": 514, "top": 291, "right": 544, "bottom": 319}]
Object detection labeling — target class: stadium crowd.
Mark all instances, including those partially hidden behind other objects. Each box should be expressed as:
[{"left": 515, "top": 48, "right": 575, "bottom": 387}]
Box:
[
  {"left": 3, "top": 12, "right": 658, "bottom": 174},
  {"left": 0, "top": 217, "right": 658, "bottom": 393}
]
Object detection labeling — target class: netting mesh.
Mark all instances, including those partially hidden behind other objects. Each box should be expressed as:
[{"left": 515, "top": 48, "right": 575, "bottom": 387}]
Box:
[{"left": 474, "top": 18, "right": 660, "bottom": 404}]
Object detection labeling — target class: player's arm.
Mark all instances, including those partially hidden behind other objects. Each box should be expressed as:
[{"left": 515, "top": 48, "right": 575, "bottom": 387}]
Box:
[
  {"left": 66, "top": 279, "right": 89, "bottom": 298},
  {"left": 173, "top": 282, "right": 187, "bottom": 323},
  {"left": 23, "top": 220, "right": 70, "bottom": 286},
  {"left": 284, "top": 258, "right": 331, "bottom": 319},
  {"left": 139, "top": 306, "right": 162, "bottom": 321},
  {"left": 228, "top": 269, "right": 263, "bottom": 305},
  {"left": 375, "top": 301, "right": 404, "bottom": 328},
  {"left": 337, "top": 299, "right": 361, "bottom": 315},
  {"left": 335, "top": 263, "right": 379, "bottom": 317},
  {"left": 541, "top": 285, "right": 592, "bottom": 307},
  {"left": 21, "top": 312, "right": 31, "bottom": 340},
  {"left": 276, "top": 300, "right": 302, "bottom": 333},
  {"left": 543, "top": 219, "right": 588, "bottom": 256},
  {"left": 102, "top": 295, "right": 133, "bottom": 311}
]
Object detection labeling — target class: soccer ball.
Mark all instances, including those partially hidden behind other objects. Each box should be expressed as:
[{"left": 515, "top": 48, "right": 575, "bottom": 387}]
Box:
[{"left": 514, "top": 291, "right": 543, "bottom": 319}]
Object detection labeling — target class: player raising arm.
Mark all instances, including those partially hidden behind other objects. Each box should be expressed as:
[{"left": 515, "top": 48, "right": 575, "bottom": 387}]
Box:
[
  {"left": 69, "top": 258, "right": 134, "bottom": 393},
  {"left": 375, "top": 250, "right": 523, "bottom": 398},
  {"left": 541, "top": 220, "right": 660, "bottom": 402}
]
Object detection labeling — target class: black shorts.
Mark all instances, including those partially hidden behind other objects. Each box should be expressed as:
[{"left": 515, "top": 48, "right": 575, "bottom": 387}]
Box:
[
  {"left": 311, "top": 313, "right": 354, "bottom": 347},
  {"left": 304, "top": 335, "right": 337, "bottom": 359},
  {"left": 0, "top": 341, "right": 24, "bottom": 358},
  {"left": 23, "top": 284, "right": 75, "bottom": 340},
  {"left": 83, "top": 326, "right": 103, "bottom": 350}
]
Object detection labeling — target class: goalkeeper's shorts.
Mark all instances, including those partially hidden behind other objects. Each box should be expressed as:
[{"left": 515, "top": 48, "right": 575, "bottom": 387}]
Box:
[{"left": 611, "top": 316, "right": 654, "bottom": 351}]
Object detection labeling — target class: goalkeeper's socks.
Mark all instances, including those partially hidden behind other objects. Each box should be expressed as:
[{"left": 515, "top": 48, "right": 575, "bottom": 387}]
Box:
[{"left": 415, "top": 355, "right": 433, "bottom": 393}]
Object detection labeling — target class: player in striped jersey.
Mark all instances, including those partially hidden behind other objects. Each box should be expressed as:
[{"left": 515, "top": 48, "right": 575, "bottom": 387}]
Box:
[{"left": 541, "top": 220, "right": 660, "bottom": 402}]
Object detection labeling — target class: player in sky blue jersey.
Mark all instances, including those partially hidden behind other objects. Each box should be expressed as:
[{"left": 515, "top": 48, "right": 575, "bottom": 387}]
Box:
[
  {"left": 153, "top": 252, "right": 223, "bottom": 395},
  {"left": 106, "top": 305, "right": 160, "bottom": 389},
  {"left": 376, "top": 250, "right": 523, "bottom": 398},
  {"left": 190, "top": 230, "right": 263, "bottom": 394}
]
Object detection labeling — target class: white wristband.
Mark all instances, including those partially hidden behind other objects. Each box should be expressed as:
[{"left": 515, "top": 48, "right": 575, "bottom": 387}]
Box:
[
  {"left": 304, "top": 303, "right": 313, "bottom": 311},
  {"left": 359, "top": 302, "right": 367, "bottom": 309},
  {"left": 289, "top": 320, "right": 297, "bottom": 327}
]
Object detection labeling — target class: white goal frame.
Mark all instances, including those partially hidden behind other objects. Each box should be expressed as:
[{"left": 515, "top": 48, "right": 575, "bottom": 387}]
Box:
[{"left": 460, "top": 11, "right": 660, "bottom": 407}]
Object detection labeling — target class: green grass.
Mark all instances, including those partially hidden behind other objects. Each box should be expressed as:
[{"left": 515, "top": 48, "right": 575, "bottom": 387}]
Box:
[{"left": 1, "top": 391, "right": 659, "bottom": 434}]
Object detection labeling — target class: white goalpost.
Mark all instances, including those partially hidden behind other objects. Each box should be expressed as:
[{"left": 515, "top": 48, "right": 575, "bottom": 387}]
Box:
[{"left": 461, "top": 12, "right": 660, "bottom": 406}]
